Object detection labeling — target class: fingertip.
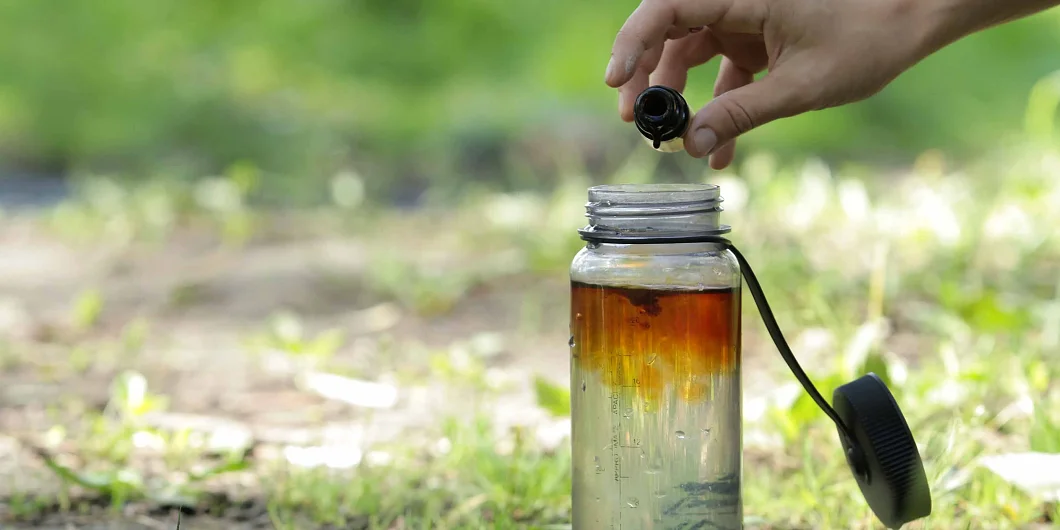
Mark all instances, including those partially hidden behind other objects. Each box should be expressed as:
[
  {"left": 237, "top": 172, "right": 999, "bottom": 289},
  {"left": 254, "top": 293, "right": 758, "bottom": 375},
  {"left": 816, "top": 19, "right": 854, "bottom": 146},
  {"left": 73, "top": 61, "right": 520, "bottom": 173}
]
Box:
[
  {"left": 617, "top": 62, "right": 655, "bottom": 121},
  {"left": 685, "top": 127, "right": 717, "bottom": 158},
  {"left": 684, "top": 138, "right": 707, "bottom": 159},
  {"left": 709, "top": 141, "right": 736, "bottom": 169},
  {"left": 618, "top": 87, "right": 633, "bottom": 121},
  {"left": 604, "top": 57, "right": 620, "bottom": 87},
  {"left": 605, "top": 54, "right": 635, "bottom": 87},
  {"left": 605, "top": 73, "right": 628, "bottom": 89}
]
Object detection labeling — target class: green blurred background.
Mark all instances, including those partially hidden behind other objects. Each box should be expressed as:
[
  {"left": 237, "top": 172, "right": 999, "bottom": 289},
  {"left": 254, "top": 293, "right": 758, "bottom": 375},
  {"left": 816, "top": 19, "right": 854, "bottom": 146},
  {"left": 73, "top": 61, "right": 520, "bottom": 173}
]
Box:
[
  {"left": 2, "top": 2, "right": 1060, "bottom": 528},
  {"left": 1, "top": 0, "right": 1058, "bottom": 200}
]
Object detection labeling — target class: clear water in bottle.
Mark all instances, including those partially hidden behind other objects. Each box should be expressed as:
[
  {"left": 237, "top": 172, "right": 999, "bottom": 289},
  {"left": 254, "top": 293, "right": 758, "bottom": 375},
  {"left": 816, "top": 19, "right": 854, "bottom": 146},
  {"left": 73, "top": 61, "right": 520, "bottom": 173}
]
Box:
[{"left": 570, "top": 280, "right": 742, "bottom": 529}]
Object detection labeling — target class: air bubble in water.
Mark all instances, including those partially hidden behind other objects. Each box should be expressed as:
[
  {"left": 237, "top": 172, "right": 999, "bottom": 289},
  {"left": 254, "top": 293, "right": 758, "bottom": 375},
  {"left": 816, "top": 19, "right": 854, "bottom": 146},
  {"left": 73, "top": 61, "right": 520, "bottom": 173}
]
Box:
[
  {"left": 594, "top": 456, "right": 604, "bottom": 474},
  {"left": 654, "top": 489, "right": 668, "bottom": 498},
  {"left": 627, "top": 497, "right": 640, "bottom": 508},
  {"left": 702, "top": 428, "right": 711, "bottom": 437},
  {"left": 675, "top": 430, "right": 686, "bottom": 439},
  {"left": 647, "top": 354, "right": 657, "bottom": 366},
  {"left": 623, "top": 407, "right": 633, "bottom": 418},
  {"left": 581, "top": 380, "right": 586, "bottom": 392},
  {"left": 568, "top": 335, "right": 576, "bottom": 348}
]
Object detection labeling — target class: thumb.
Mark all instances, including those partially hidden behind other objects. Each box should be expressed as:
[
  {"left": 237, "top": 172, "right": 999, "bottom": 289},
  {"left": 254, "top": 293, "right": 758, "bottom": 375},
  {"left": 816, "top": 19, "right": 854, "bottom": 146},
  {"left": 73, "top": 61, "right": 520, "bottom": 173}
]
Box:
[{"left": 684, "top": 71, "right": 813, "bottom": 158}]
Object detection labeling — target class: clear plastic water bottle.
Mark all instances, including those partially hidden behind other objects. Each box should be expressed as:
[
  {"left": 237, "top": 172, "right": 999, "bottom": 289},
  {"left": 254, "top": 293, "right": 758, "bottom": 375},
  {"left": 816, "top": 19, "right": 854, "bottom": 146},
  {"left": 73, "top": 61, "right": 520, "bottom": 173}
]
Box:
[{"left": 570, "top": 183, "right": 742, "bottom": 529}]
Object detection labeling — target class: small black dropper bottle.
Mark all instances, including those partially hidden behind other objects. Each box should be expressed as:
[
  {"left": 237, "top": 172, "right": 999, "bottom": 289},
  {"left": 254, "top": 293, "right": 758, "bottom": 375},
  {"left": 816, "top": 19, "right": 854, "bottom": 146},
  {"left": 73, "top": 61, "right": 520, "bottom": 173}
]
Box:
[{"left": 633, "top": 85, "right": 691, "bottom": 152}]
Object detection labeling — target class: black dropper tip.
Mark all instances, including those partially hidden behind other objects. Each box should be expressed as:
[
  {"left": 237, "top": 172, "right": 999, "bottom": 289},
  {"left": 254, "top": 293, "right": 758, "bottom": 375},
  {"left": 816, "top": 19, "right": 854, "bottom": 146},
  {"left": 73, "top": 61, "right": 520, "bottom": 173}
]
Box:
[
  {"left": 633, "top": 85, "right": 690, "bottom": 148},
  {"left": 832, "top": 374, "right": 932, "bottom": 529}
]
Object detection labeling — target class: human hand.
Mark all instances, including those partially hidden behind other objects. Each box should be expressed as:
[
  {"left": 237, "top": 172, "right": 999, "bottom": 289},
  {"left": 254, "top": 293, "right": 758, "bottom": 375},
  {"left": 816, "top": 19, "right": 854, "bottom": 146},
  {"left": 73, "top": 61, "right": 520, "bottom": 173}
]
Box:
[{"left": 605, "top": 0, "right": 951, "bottom": 169}]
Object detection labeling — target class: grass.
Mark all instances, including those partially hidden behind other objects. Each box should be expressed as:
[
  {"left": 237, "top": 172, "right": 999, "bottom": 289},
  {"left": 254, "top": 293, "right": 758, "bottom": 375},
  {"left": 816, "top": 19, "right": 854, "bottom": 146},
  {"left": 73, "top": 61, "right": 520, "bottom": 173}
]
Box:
[
  {"left": 3, "top": 104, "right": 1060, "bottom": 529},
  {"left": 260, "top": 415, "right": 571, "bottom": 529}
]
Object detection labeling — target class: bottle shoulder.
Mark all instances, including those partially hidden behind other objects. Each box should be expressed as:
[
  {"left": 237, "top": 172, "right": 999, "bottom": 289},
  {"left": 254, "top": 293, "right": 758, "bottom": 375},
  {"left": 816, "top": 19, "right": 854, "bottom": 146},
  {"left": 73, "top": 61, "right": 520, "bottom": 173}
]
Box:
[{"left": 570, "top": 244, "right": 740, "bottom": 290}]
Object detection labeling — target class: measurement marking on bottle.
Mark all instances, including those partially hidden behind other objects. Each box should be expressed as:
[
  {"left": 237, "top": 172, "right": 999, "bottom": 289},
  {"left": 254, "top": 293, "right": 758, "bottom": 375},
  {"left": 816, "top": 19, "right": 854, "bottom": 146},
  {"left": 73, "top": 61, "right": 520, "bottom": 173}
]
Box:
[{"left": 611, "top": 420, "right": 624, "bottom": 530}]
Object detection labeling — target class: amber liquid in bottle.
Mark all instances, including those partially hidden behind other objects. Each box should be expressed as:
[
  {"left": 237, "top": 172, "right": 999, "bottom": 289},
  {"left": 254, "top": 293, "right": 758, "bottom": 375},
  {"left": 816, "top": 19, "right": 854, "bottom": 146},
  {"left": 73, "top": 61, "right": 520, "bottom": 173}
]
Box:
[{"left": 570, "top": 281, "right": 742, "bottom": 529}]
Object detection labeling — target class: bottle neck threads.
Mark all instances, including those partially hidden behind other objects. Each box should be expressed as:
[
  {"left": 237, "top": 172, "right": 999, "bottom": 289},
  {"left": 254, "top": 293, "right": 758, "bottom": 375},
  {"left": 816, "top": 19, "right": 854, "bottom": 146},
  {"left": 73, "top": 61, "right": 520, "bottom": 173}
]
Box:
[{"left": 579, "top": 184, "right": 729, "bottom": 243}]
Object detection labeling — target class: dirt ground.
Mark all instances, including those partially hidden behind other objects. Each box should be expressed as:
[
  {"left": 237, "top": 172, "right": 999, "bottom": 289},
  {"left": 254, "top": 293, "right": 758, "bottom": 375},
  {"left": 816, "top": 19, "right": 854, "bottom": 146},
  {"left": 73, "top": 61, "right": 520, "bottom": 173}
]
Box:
[{"left": 0, "top": 215, "right": 781, "bottom": 528}]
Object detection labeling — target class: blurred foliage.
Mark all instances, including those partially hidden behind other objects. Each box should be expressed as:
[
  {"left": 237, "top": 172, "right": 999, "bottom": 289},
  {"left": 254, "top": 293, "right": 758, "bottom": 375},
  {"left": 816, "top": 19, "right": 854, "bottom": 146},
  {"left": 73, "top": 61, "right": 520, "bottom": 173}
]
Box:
[
  {"left": 33, "top": 370, "right": 249, "bottom": 510},
  {"left": 4, "top": 2, "right": 1060, "bottom": 526},
  {"left": 533, "top": 376, "right": 571, "bottom": 418},
  {"left": 0, "top": 1, "right": 1059, "bottom": 204},
  {"left": 16, "top": 132, "right": 1060, "bottom": 526}
]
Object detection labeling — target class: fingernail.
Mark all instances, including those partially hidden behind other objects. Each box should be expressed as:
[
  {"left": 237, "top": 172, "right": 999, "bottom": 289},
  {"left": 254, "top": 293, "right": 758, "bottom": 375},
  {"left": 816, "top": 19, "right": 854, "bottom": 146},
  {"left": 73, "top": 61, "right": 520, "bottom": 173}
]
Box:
[
  {"left": 693, "top": 128, "right": 717, "bottom": 156},
  {"left": 605, "top": 56, "right": 618, "bottom": 83},
  {"left": 689, "top": 26, "right": 704, "bottom": 33}
]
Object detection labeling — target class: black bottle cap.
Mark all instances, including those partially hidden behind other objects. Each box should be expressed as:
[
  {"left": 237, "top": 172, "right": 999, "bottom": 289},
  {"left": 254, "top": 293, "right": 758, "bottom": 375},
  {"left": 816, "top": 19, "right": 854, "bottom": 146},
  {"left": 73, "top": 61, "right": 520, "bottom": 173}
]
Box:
[
  {"left": 832, "top": 373, "right": 932, "bottom": 529},
  {"left": 703, "top": 239, "right": 932, "bottom": 529},
  {"left": 633, "top": 85, "right": 691, "bottom": 149}
]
